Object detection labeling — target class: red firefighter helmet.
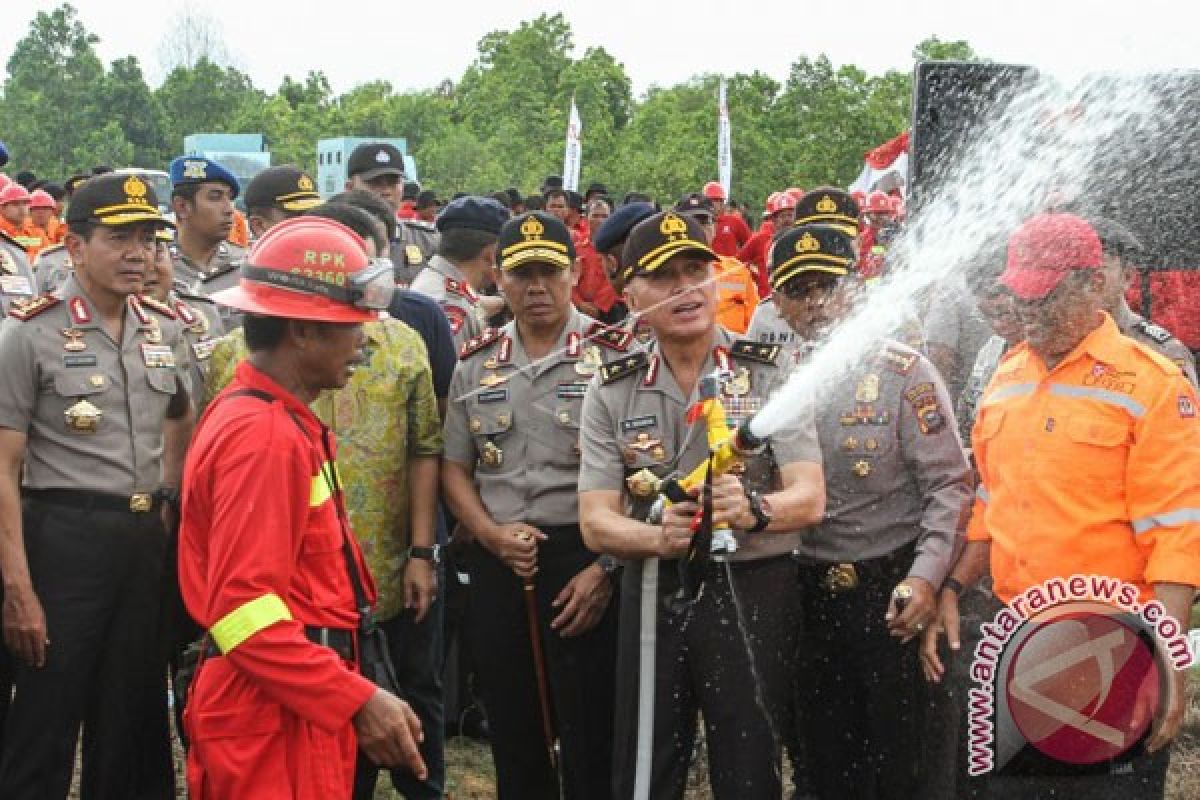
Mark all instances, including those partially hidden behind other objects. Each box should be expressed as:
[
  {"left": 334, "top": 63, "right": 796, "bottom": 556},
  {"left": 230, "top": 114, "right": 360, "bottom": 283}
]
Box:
[
  {"left": 211, "top": 216, "right": 393, "bottom": 323},
  {"left": 864, "top": 190, "right": 893, "bottom": 215},
  {"left": 0, "top": 184, "right": 30, "bottom": 206},
  {"left": 764, "top": 192, "right": 782, "bottom": 215},
  {"left": 785, "top": 187, "right": 805, "bottom": 202},
  {"left": 773, "top": 192, "right": 798, "bottom": 213},
  {"left": 702, "top": 181, "right": 726, "bottom": 201},
  {"left": 29, "top": 189, "right": 56, "bottom": 210}
]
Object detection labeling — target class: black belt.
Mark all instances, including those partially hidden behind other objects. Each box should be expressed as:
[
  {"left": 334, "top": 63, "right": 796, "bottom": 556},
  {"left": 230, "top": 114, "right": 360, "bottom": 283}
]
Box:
[
  {"left": 796, "top": 542, "right": 916, "bottom": 595},
  {"left": 25, "top": 487, "right": 163, "bottom": 514},
  {"left": 203, "top": 626, "right": 356, "bottom": 662}
]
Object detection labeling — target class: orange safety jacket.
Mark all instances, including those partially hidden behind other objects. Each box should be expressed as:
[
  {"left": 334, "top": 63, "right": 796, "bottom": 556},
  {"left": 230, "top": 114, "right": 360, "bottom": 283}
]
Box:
[
  {"left": 713, "top": 256, "right": 760, "bottom": 334},
  {"left": 967, "top": 313, "right": 1200, "bottom": 603}
]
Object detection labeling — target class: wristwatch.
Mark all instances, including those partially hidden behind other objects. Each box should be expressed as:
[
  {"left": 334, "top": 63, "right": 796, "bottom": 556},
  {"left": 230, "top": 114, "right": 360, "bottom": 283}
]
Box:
[
  {"left": 408, "top": 545, "right": 442, "bottom": 565},
  {"left": 942, "top": 576, "right": 965, "bottom": 595},
  {"left": 745, "top": 490, "right": 772, "bottom": 534},
  {"left": 597, "top": 554, "right": 620, "bottom": 580}
]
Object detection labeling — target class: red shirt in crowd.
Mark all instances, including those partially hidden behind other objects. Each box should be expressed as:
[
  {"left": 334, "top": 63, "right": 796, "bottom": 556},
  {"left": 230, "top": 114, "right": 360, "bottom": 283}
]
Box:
[
  {"left": 1128, "top": 270, "right": 1200, "bottom": 350},
  {"left": 712, "top": 212, "right": 751, "bottom": 258}
]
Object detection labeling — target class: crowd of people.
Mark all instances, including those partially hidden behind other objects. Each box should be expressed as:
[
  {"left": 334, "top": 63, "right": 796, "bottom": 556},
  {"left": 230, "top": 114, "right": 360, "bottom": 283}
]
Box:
[{"left": 0, "top": 137, "right": 1195, "bottom": 800}]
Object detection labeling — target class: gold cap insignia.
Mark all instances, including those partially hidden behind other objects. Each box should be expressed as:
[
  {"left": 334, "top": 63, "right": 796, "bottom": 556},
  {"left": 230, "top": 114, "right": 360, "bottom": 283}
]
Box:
[
  {"left": 182, "top": 160, "right": 208, "bottom": 180},
  {"left": 520, "top": 215, "right": 545, "bottom": 240},
  {"left": 815, "top": 195, "right": 838, "bottom": 214},
  {"left": 123, "top": 176, "right": 147, "bottom": 198},
  {"left": 660, "top": 213, "right": 689, "bottom": 239},
  {"left": 297, "top": 175, "right": 315, "bottom": 191},
  {"left": 796, "top": 232, "right": 821, "bottom": 253}
]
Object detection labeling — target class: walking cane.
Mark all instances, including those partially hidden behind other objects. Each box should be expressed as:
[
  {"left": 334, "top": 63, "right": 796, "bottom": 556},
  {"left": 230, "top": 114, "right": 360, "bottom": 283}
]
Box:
[{"left": 519, "top": 533, "right": 563, "bottom": 786}]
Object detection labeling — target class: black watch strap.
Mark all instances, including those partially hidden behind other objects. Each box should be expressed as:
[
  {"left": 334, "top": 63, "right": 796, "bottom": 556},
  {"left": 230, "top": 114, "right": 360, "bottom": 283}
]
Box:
[
  {"left": 746, "top": 490, "right": 770, "bottom": 534},
  {"left": 942, "top": 576, "right": 965, "bottom": 595},
  {"left": 409, "top": 545, "right": 441, "bottom": 563}
]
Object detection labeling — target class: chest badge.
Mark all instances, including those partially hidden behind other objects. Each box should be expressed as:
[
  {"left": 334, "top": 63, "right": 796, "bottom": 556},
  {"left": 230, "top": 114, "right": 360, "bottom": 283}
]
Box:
[
  {"left": 856, "top": 373, "right": 880, "bottom": 404},
  {"left": 479, "top": 371, "right": 508, "bottom": 388},
  {"left": 852, "top": 459, "right": 872, "bottom": 478},
  {"left": 575, "top": 345, "right": 603, "bottom": 377},
  {"left": 481, "top": 440, "right": 504, "bottom": 468},
  {"left": 143, "top": 319, "right": 163, "bottom": 344},
  {"left": 61, "top": 328, "right": 87, "bottom": 352},
  {"left": 65, "top": 398, "right": 103, "bottom": 433},
  {"left": 721, "top": 367, "right": 751, "bottom": 397}
]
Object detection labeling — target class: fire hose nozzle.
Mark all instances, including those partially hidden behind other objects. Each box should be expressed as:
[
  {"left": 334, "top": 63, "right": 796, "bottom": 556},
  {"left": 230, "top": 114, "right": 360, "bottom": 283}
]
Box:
[{"left": 732, "top": 414, "right": 768, "bottom": 456}]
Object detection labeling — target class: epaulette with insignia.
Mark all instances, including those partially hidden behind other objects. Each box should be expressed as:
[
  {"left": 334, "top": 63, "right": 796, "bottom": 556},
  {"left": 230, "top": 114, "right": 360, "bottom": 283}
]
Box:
[
  {"left": 600, "top": 352, "right": 649, "bottom": 384},
  {"left": 139, "top": 295, "right": 178, "bottom": 319},
  {"left": 586, "top": 321, "right": 632, "bottom": 352},
  {"left": 7, "top": 294, "right": 60, "bottom": 321},
  {"left": 445, "top": 278, "right": 477, "bottom": 301},
  {"left": 176, "top": 289, "right": 216, "bottom": 305},
  {"left": 199, "top": 261, "right": 238, "bottom": 283},
  {"left": 1133, "top": 319, "right": 1172, "bottom": 345},
  {"left": 731, "top": 340, "right": 780, "bottom": 365},
  {"left": 459, "top": 327, "right": 502, "bottom": 359},
  {"left": 881, "top": 345, "right": 918, "bottom": 375}
]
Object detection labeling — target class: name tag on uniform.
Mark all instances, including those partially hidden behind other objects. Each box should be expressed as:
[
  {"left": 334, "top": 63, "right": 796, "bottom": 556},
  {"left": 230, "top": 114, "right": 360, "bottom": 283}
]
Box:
[
  {"left": 556, "top": 382, "right": 589, "bottom": 399},
  {"left": 620, "top": 415, "right": 657, "bottom": 433},
  {"left": 191, "top": 338, "right": 217, "bottom": 361},
  {"left": 477, "top": 388, "right": 508, "bottom": 403},
  {"left": 141, "top": 343, "right": 176, "bottom": 369},
  {"left": 0, "top": 275, "right": 32, "bottom": 295},
  {"left": 63, "top": 354, "right": 98, "bottom": 368}
]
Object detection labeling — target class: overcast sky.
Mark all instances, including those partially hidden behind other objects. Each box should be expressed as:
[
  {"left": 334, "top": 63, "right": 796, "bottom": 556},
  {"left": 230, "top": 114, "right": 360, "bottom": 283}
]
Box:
[{"left": 5, "top": 0, "right": 1197, "bottom": 95}]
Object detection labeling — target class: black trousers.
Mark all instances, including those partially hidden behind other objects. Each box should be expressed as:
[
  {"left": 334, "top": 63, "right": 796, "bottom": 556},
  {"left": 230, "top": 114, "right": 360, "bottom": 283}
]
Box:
[
  {"left": 613, "top": 555, "right": 799, "bottom": 800},
  {"left": 352, "top": 569, "right": 447, "bottom": 800},
  {"left": 465, "top": 526, "right": 619, "bottom": 800},
  {"left": 796, "top": 552, "right": 922, "bottom": 800},
  {"left": 0, "top": 496, "right": 173, "bottom": 800}
]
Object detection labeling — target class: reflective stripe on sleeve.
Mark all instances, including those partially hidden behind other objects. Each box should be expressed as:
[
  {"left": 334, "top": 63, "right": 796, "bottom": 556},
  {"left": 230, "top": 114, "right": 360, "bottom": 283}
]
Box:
[
  {"left": 1048, "top": 384, "right": 1146, "bottom": 418},
  {"left": 310, "top": 462, "right": 339, "bottom": 507},
  {"left": 210, "top": 593, "right": 293, "bottom": 654},
  {"left": 982, "top": 382, "right": 1036, "bottom": 406},
  {"left": 1131, "top": 508, "right": 1200, "bottom": 535},
  {"left": 977, "top": 485, "right": 991, "bottom": 504}
]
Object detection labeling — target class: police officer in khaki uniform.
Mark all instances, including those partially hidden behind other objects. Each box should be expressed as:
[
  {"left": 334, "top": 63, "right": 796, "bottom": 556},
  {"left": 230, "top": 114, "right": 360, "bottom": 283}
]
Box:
[
  {"left": 144, "top": 227, "right": 224, "bottom": 397},
  {"left": 0, "top": 230, "right": 36, "bottom": 314},
  {"left": 1091, "top": 217, "right": 1198, "bottom": 383},
  {"left": 411, "top": 196, "right": 509, "bottom": 350},
  {"left": 242, "top": 164, "right": 323, "bottom": 241},
  {"left": 442, "top": 211, "right": 624, "bottom": 799},
  {"left": 343, "top": 142, "right": 439, "bottom": 286},
  {"left": 0, "top": 173, "right": 192, "bottom": 799},
  {"left": 31, "top": 241, "right": 72, "bottom": 295},
  {"left": 768, "top": 225, "right": 973, "bottom": 800},
  {"left": 167, "top": 156, "right": 246, "bottom": 302},
  {"left": 579, "top": 212, "right": 826, "bottom": 800}
]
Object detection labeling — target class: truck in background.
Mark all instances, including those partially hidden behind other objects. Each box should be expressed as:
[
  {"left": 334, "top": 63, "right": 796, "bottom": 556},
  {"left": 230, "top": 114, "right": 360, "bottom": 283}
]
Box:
[{"left": 183, "top": 133, "right": 271, "bottom": 206}]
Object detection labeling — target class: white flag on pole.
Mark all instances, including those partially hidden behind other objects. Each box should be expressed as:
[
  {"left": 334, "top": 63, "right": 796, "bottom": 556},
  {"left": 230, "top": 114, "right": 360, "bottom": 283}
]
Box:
[
  {"left": 563, "top": 98, "right": 583, "bottom": 192},
  {"left": 717, "top": 79, "right": 732, "bottom": 196}
]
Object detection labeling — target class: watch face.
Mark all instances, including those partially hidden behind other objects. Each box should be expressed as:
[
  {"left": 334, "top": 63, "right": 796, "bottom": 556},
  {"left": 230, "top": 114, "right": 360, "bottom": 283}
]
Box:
[{"left": 759, "top": 495, "right": 773, "bottom": 518}]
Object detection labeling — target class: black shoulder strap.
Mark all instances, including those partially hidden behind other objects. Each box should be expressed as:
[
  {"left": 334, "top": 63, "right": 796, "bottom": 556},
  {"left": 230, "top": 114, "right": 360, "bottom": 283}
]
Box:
[{"left": 223, "top": 388, "right": 374, "bottom": 626}]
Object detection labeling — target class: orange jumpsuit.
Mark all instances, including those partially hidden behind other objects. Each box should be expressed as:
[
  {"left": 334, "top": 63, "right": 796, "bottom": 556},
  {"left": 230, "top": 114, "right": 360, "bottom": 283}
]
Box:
[
  {"left": 967, "top": 313, "right": 1200, "bottom": 603},
  {"left": 0, "top": 217, "right": 42, "bottom": 260},
  {"left": 179, "top": 362, "right": 378, "bottom": 799},
  {"left": 229, "top": 209, "right": 250, "bottom": 247}
]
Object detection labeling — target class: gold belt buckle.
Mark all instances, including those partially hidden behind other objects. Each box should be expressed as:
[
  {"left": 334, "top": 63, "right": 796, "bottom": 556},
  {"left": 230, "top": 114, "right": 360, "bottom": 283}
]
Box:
[
  {"left": 822, "top": 563, "right": 859, "bottom": 594},
  {"left": 129, "top": 493, "right": 153, "bottom": 513}
]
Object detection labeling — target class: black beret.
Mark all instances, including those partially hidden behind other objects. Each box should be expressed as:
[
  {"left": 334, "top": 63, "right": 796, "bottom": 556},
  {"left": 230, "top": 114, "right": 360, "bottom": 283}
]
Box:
[
  {"left": 435, "top": 195, "right": 510, "bottom": 235},
  {"left": 594, "top": 201, "right": 656, "bottom": 255}
]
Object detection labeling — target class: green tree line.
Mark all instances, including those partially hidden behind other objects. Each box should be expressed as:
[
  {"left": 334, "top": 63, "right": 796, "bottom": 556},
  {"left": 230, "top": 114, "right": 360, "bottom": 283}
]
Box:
[{"left": 0, "top": 4, "right": 977, "bottom": 210}]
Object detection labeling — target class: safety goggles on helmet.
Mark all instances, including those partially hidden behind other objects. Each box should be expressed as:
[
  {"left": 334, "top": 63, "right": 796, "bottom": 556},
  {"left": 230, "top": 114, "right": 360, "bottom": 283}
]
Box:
[{"left": 240, "top": 257, "right": 396, "bottom": 312}]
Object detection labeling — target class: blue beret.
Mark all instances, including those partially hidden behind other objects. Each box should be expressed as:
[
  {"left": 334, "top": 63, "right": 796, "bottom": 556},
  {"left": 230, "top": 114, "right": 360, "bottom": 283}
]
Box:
[
  {"left": 168, "top": 156, "right": 240, "bottom": 199},
  {"left": 435, "top": 195, "right": 510, "bottom": 235},
  {"left": 594, "top": 201, "right": 656, "bottom": 254},
  {"left": 0, "top": 141, "right": 8, "bottom": 168}
]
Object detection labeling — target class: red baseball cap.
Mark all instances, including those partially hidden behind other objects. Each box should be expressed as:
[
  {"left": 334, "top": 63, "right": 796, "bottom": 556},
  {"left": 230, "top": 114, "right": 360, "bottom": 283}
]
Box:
[
  {"left": 702, "top": 181, "right": 726, "bottom": 201},
  {"left": 0, "top": 184, "right": 30, "bottom": 206},
  {"left": 1001, "top": 213, "right": 1102, "bottom": 300}
]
